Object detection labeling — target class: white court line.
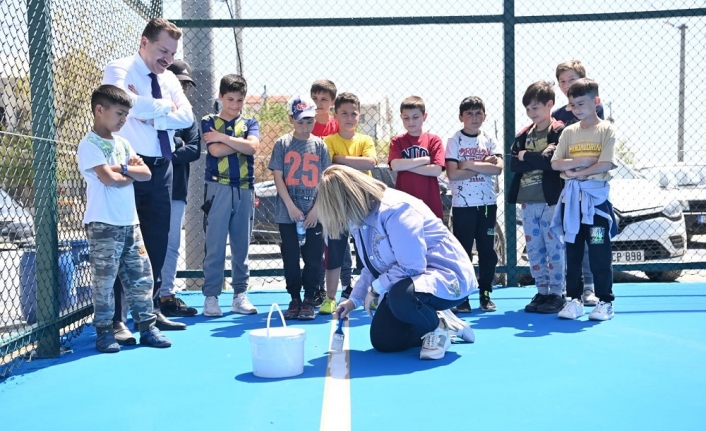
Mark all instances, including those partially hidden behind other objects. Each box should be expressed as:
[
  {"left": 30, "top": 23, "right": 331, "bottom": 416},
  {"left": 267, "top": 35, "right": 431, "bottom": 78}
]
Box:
[{"left": 320, "top": 318, "right": 351, "bottom": 431}]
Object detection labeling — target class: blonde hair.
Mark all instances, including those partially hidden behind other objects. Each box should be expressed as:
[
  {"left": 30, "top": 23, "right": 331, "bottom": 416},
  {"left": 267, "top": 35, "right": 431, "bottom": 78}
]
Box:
[{"left": 316, "top": 165, "right": 386, "bottom": 238}]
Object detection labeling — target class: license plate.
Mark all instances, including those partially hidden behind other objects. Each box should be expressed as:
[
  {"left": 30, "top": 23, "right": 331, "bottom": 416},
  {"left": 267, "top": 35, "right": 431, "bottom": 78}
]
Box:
[
  {"left": 612, "top": 250, "right": 645, "bottom": 263},
  {"left": 698, "top": 215, "right": 706, "bottom": 224}
]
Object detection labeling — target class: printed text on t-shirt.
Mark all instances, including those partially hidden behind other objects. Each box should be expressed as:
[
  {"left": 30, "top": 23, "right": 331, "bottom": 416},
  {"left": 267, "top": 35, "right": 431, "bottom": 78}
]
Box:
[
  {"left": 458, "top": 147, "right": 489, "bottom": 161},
  {"left": 284, "top": 151, "right": 320, "bottom": 187},
  {"left": 402, "top": 145, "right": 430, "bottom": 159}
]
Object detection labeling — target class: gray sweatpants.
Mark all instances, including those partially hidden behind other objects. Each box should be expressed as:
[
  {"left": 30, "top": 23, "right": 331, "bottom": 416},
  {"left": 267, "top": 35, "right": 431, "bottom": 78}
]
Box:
[{"left": 202, "top": 182, "right": 254, "bottom": 297}]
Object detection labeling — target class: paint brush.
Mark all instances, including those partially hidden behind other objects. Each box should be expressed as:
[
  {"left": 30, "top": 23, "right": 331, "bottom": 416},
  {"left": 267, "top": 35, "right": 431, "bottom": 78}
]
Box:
[{"left": 330, "top": 308, "right": 345, "bottom": 352}]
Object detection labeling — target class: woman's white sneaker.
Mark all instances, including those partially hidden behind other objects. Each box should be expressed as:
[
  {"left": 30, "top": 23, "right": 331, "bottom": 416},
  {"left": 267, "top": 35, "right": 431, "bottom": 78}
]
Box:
[
  {"left": 558, "top": 299, "right": 585, "bottom": 320},
  {"left": 589, "top": 301, "right": 615, "bottom": 321},
  {"left": 438, "top": 309, "right": 475, "bottom": 343},
  {"left": 420, "top": 319, "right": 451, "bottom": 360}
]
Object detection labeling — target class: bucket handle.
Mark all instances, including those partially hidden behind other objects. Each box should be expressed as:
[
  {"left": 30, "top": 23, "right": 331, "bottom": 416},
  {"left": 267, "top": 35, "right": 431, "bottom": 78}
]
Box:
[{"left": 266, "top": 303, "right": 287, "bottom": 338}]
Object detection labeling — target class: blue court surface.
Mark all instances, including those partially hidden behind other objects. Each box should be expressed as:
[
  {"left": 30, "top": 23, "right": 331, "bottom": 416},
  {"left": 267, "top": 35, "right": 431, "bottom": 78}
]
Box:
[{"left": 1, "top": 282, "right": 705, "bottom": 431}]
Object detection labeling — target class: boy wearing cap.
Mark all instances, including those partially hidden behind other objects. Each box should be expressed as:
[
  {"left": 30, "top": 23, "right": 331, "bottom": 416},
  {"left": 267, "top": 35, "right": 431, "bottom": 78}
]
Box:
[
  {"left": 158, "top": 59, "right": 201, "bottom": 318},
  {"left": 201, "top": 74, "right": 260, "bottom": 317},
  {"left": 269, "top": 96, "right": 331, "bottom": 320}
]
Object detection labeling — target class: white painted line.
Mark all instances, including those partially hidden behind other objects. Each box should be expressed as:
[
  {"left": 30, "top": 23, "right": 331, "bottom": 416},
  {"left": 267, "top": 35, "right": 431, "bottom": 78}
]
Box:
[{"left": 320, "top": 318, "right": 351, "bottom": 431}]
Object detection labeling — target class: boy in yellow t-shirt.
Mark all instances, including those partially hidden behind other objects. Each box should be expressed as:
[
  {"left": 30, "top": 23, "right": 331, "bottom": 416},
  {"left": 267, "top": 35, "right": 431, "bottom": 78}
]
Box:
[
  {"left": 550, "top": 78, "right": 618, "bottom": 322},
  {"left": 319, "top": 92, "right": 377, "bottom": 315}
]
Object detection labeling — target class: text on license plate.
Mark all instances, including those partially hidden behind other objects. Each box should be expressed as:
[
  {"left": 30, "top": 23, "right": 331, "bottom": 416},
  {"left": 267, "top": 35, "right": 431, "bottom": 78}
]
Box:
[{"left": 612, "top": 250, "right": 645, "bottom": 263}]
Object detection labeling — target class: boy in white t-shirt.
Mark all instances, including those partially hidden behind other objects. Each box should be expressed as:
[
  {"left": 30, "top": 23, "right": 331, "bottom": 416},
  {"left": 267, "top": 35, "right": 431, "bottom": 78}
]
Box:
[
  {"left": 445, "top": 96, "right": 504, "bottom": 312},
  {"left": 78, "top": 84, "right": 172, "bottom": 353}
]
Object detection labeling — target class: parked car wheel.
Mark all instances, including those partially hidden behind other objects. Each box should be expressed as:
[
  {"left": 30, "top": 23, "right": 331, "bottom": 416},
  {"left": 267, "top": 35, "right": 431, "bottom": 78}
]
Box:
[{"left": 644, "top": 270, "right": 682, "bottom": 282}]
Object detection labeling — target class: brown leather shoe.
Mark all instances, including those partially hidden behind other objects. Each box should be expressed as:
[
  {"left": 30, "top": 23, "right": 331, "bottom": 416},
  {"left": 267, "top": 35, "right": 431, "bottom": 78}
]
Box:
[{"left": 112, "top": 321, "right": 136, "bottom": 345}]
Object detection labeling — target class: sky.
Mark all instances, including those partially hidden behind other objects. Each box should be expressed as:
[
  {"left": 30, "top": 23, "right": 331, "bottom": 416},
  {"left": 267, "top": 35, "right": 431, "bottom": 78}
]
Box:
[
  {"left": 160, "top": 0, "right": 706, "bottom": 166},
  {"left": 1, "top": 0, "right": 705, "bottom": 166}
]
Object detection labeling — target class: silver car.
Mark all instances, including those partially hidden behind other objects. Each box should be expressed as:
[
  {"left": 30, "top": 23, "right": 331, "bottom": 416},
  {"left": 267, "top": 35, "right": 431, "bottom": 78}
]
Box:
[{"left": 0, "top": 189, "right": 34, "bottom": 245}]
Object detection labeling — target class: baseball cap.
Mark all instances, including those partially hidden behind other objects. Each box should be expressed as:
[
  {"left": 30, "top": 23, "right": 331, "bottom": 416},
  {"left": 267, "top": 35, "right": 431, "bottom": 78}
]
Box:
[
  {"left": 167, "top": 59, "right": 196, "bottom": 87},
  {"left": 287, "top": 95, "right": 317, "bottom": 120}
]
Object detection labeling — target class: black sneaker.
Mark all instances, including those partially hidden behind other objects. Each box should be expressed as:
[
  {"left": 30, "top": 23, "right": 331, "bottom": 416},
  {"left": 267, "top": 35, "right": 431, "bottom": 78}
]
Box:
[
  {"left": 524, "top": 293, "right": 548, "bottom": 313},
  {"left": 536, "top": 294, "right": 567, "bottom": 314},
  {"left": 452, "top": 298, "right": 472, "bottom": 314},
  {"left": 340, "top": 285, "right": 353, "bottom": 300},
  {"left": 479, "top": 292, "right": 497, "bottom": 312},
  {"left": 312, "top": 289, "right": 326, "bottom": 307},
  {"left": 298, "top": 299, "right": 316, "bottom": 320},
  {"left": 161, "top": 296, "right": 198, "bottom": 317},
  {"left": 284, "top": 299, "right": 301, "bottom": 320}
]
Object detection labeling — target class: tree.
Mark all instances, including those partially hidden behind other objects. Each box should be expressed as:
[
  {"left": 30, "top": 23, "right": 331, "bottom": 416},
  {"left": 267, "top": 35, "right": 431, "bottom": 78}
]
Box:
[
  {"left": 53, "top": 48, "right": 102, "bottom": 143},
  {"left": 0, "top": 133, "right": 34, "bottom": 206},
  {"left": 615, "top": 138, "right": 635, "bottom": 165},
  {"left": 247, "top": 99, "right": 291, "bottom": 182}
]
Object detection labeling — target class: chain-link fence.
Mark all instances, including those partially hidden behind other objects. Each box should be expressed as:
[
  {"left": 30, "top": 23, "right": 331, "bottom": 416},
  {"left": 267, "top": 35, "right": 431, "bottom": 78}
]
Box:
[
  {"left": 2, "top": 0, "right": 706, "bottom": 377},
  {"left": 0, "top": 0, "right": 162, "bottom": 377},
  {"left": 168, "top": 0, "right": 706, "bottom": 288}
]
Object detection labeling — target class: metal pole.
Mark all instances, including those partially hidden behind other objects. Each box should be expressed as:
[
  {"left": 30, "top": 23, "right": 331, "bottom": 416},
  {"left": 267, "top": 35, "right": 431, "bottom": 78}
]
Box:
[
  {"left": 28, "top": 0, "right": 59, "bottom": 357},
  {"left": 235, "top": 0, "right": 244, "bottom": 75},
  {"left": 182, "top": 0, "right": 216, "bottom": 289},
  {"left": 677, "top": 24, "right": 687, "bottom": 162},
  {"left": 224, "top": 0, "right": 244, "bottom": 75},
  {"left": 503, "top": 0, "right": 517, "bottom": 287}
]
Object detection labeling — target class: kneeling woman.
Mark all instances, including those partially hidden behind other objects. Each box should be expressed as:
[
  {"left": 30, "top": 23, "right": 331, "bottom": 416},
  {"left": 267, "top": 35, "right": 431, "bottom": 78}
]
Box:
[{"left": 317, "top": 165, "right": 478, "bottom": 360}]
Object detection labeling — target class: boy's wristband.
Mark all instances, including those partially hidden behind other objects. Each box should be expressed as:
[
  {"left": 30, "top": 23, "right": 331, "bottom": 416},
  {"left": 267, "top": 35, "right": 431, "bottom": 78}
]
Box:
[{"left": 121, "top": 164, "right": 128, "bottom": 176}]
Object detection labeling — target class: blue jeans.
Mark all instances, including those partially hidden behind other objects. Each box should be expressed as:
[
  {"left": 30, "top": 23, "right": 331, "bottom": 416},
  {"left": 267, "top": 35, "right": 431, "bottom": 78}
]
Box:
[
  {"left": 369, "top": 278, "right": 465, "bottom": 353},
  {"left": 160, "top": 199, "right": 186, "bottom": 297}
]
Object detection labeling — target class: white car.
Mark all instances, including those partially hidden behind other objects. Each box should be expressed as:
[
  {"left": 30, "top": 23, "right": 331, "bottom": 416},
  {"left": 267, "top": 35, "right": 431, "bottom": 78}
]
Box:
[
  {"left": 635, "top": 163, "right": 706, "bottom": 242},
  {"left": 609, "top": 159, "right": 686, "bottom": 281},
  {"left": 517, "top": 158, "right": 687, "bottom": 283}
]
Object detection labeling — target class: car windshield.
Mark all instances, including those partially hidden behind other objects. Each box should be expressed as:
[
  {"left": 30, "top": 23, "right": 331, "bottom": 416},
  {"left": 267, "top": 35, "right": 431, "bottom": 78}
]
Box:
[
  {"left": 0, "top": 190, "right": 25, "bottom": 217},
  {"left": 637, "top": 165, "right": 706, "bottom": 190},
  {"left": 612, "top": 158, "right": 640, "bottom": 180}
]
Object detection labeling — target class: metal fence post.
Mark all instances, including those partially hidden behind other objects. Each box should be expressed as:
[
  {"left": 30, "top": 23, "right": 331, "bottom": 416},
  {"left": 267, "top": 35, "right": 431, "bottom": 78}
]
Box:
[
  {"left": 503, "top": 0, "right": 518, "bottom": 287},
  {"left": 182, "top": 0, "right": 217, "bottom": 289},
  {"left": 28, "top": 0, "right": 59, "bottom": 357}
]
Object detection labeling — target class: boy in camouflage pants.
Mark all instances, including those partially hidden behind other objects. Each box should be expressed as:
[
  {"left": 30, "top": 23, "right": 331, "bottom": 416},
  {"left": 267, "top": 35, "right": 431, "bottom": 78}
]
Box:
[{"left": 77, "top": 85, "right": 172, "bottom": 352}]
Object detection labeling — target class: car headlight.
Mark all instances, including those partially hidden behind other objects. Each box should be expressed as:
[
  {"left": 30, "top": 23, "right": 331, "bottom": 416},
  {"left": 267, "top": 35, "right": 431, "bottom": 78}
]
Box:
[
  {"left": 662, "top": 200, "right": 683, "bottom": 221},
  {"left": 679, "top": 200, "right": 690, "bottom": 212}
]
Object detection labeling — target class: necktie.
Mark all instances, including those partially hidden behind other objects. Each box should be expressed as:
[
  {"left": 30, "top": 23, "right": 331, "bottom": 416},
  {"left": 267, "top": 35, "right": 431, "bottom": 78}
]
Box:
[{"left": 148, "top": 72, "right": 173, "bottom": 161}]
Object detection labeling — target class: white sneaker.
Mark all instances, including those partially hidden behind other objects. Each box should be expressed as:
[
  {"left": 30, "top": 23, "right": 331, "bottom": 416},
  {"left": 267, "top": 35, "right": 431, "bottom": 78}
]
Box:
[
  {"left": 231, "top": 293, "right": 258, "bottom": 315},
  {"left": 582, "top": 289, "right": 599, "bottom": 307},
  {"left": 203, "top": 296, "right": 223, "bottom": 317},
  {"left": 558, "top": 299, "right": 585, "bottom": 320},
  {"left": 420, "top": 318, "right": 451, "bottom": 360},
  {"left": 589, "top": 301, "right": 614, "bottom": 321},
  {"left": 438, "top": 309, "right": 475, "bottom": 343}
]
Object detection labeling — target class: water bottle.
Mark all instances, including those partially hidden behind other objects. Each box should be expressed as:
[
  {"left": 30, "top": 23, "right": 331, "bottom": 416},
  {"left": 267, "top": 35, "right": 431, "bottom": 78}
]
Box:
[{"left": 296, "top": 218, "right": 306, "bottom": 246}]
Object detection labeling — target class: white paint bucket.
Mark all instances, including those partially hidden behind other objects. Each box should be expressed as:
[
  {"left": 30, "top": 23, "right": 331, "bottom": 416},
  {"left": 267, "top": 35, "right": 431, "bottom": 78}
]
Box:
[{"left": 249, "top": 303, "right": 306, "bottom": 378}]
